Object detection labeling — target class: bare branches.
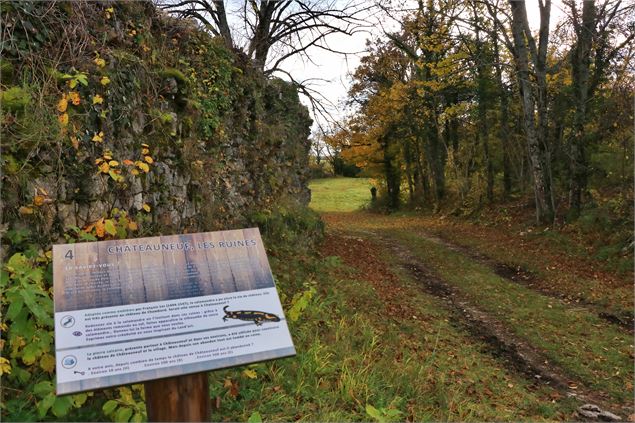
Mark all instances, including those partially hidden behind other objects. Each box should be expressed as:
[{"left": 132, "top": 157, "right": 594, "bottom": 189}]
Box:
[
  {"left": 154, "top": 0, "right": 374, "bottom": 128},
  {"left": 155, "top": 0, "right": 371, "bottom": 72}
]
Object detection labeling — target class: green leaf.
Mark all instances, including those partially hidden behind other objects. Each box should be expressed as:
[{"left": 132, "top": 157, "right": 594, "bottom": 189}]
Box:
[
  {"left": 21, "top": 342, "right": 41, "bottom": 365},
  {"left": 288, "top": 287, "right": 316, "bottom": 322},
  {"left": 51, "top": 396, "right": 73, "bottom": 417},
  {"left": 104, "top": 219, "right": 117, "bottom": 236},
  {"left": 247, "top": 411, "right": 262, "bottom": 423},
  {"left": 115, "top": 406, "right": 133, "bottom": 422},
  {"left": 79, "top": 232, "right": 98, "bottom": 242},
  {"left": 103, "top": 400, "right": 118, "bottom": 415},
  {"left": 0, "top": 269, "right": 9, "bottom": 288},
  {"left": 385, "top": 409, "right": 402, "bottom": 417},
  {"left": 37, "top": 393, "right": 56, "bottom": 418},
  {"left": 131, "top": 413, "right": 144, "bottom": 423},
  {"left": 109, "top": 170, "right": 123, "bottom": 182},
  {"left": 10, "top": 308, "right": 36, "bottom": 340},
  {"left": 365, "top": 405, "right": 384, "bottom": 422},
  {"left": 25, "top": 267, "right": 43, "bottom": 284},
  {"left": 6, "top": 253, "right": 28, "bottom": 274},
  {"left": 72, "top": 393, "right": 88, "bottom": 407},
  {"left": 33, "top": 380, "right": 54, "bottom": 397},
  {"left": 11, "top": 364, "right": 31, "bottom": 383},
  {"left": 6, "top": 295, "right": 24, "bottom": 320},
  {"left": 19, "top": 288, "right": 53, "bottom": 327}
]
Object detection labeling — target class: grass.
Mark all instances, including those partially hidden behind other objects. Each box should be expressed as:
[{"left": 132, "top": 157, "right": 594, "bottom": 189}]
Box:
[
  {"left": 324, "top": 209, "right": 633, "bottom": 322},
  {"left": 384, "top": 229, "right": 634, "bottom": 405},
  {"left": 208, "top": 238, "right": 578, "bottom": 421},
  {"left": 309, "top": 177, "right": 373, "bottom": 212}
]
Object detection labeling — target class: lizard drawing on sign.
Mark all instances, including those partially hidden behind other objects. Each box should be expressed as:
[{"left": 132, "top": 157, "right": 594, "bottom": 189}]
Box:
[{"left": 223, "top": 305, "right": 280, "bottom": 326}]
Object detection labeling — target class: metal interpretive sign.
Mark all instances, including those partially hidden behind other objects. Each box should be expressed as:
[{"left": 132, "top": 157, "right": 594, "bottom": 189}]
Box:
[{"left": 53, "top": 228, "right": 295, "bottom": 395}]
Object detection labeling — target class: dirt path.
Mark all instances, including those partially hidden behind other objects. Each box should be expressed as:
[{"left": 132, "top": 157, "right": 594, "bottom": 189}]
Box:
[
  {"left": 321, "top": 214, "right": 634, "bottom": 420},
  {"left": 407, "top": 230, "right": 634, "bottom": 331}
]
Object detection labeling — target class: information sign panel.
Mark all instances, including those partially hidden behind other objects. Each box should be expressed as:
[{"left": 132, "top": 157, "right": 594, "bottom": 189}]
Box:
[{"left": 53, "top": 228, "right": 295, "bottom": 395}]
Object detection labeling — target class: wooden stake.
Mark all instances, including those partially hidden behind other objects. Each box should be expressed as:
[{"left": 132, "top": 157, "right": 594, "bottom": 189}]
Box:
[{"left": 145, "top": 372, "right": 210, "bottom": 422}]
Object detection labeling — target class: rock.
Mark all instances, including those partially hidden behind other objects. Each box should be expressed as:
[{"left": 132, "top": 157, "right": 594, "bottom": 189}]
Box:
[
  {"left": 578, "top": 404, "right": 622, "bottom": 422},
  {"left": 578, "top": 404, "right": 601, "bottom": 419},
  {"left": 2, "top": 2, "right": 312, "bottom": 244},
  {"left": 131, "top": 110, "right": 146, "bottom": 135},
  {"left": 163, "top": 78, "right": 178, "bottom": 95},
  {"left": 598, "top": 411, "right": 622, "bottom": 422},
  {"left": 57, "top": 203, "right": 77, "bottom": 228}
]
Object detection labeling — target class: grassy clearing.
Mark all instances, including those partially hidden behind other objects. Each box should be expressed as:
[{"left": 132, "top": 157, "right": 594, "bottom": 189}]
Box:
[
  {"left": 385, "top": 229, "right": 634, "bottom": 406},
  {"left": 309, "top": 177, "right": 373, "bottom": 212},
  {"left": 210, "top": 234, "right": 578, "bottom": 421}
]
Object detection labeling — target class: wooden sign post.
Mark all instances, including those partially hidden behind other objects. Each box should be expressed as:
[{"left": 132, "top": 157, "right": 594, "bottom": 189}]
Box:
[
  {"left": 145, "top": 373, "right": 210, "bottom": 422},
  {"left": 52, "top": 228, "right": 295, "bottom": 420}
]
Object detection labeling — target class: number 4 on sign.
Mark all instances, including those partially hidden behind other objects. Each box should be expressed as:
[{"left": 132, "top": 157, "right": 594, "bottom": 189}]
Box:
[{"left": 65, "top": 250, "right": 74, "bottom": 260}]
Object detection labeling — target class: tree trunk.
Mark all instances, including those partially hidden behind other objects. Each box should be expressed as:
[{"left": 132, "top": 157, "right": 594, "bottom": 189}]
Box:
[
  {"left": 249, "top": 0, "right": 277, "bottom": 70},
  {"left": 212, "top": 1, "right": 233, "bottom": 49},
  {"left": 492, "top": 20, "right": 512, "bottom": 198},
  {"left": 413, "top": 136, "right": 429, "bottom": 201},
  {"left": 404, "top": 140, "right": 415, "bottom": 202},
  {"left": 508, "top": 0, "right": 554, "bottom": 223},
  {"left": 423, "top": 111, "right": 446, "bottom": 204},
  {"left": 568, "top": 0, "right": 596, "bottom": 217},
  {"left": 381, "top": 136, "right": 400, "bottom": 210}
]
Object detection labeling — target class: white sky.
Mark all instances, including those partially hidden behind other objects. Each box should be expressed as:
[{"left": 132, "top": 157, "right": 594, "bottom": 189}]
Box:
[{"left": 276, "top": 1, "right": 567, "bottom": 132}]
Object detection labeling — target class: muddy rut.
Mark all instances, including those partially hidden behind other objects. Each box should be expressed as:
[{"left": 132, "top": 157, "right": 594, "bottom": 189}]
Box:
[
  {"left": 411, "top": 231, "right": 634, "bottom": 331},
  {"left": 332, "top": 229, "right": 631, "bottom": 420}
]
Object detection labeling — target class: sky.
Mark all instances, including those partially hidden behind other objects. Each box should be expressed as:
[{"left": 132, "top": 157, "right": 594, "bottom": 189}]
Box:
[{"left": 275, "top": 1, "right": 568, "bottom": 132}]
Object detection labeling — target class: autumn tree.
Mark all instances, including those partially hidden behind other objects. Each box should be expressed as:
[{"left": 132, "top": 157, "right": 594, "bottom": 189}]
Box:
[{"left": 346, "top": 40, "right": 411, "bottom": 208}]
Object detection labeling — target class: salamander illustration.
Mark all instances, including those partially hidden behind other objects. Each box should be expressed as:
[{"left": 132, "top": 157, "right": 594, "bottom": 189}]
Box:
[{"left": 222, "top": 306, "right": 280, "bottom": 326}]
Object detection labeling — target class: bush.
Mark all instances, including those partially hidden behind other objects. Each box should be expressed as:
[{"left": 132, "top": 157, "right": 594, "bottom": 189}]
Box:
[{"left": 248, "top": 206, "right": 324, "bottom": 246}]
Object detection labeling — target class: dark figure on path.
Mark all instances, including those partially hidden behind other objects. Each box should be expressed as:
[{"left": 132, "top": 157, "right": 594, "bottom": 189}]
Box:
[{"left": 370, "top": 186, "right": 377, "bottom": 202}]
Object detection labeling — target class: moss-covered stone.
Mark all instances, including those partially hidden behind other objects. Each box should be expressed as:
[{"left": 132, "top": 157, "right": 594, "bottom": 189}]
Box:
[
  {"left": 0, "top": 0, "right": 312, "bottom": 246},
  {"left": 1, "top": 86, "right": 31, "bottom": 111},
  {"left": 0, "top": 61, "right": 14, "bottom": 84}
]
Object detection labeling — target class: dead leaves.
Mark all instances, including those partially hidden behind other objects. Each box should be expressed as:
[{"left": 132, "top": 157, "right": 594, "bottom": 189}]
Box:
[
  {"left": 223, "top": 378, "right": 239, "bottom": 399},
  {"left": 18, "top": 206, "right": 34, "bottom": 215},
  {"left": 68, "top": 91, "right": 80, "bottom": 106},
  {"left": 57, "top": 96, "right": 68, "bottom": 113},
  {"left": 92, "top": 132, "right": 104, "bottom": 143},
  {"left": 18, "top": 188, "right": 52, "bottom": 215}
]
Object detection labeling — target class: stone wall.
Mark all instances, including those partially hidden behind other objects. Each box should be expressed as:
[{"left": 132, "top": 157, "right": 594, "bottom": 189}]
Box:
[{"left": 1, "top": 1, "right": 312, "bottom": 247}]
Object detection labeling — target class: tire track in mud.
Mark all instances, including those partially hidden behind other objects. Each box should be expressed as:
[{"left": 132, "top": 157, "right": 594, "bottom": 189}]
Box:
[
  {"left": 333, "top": 229, "right": 629, "bottom": 419},
  {"left": 411, "top": 231, "right": 634, "bottom": 332}
]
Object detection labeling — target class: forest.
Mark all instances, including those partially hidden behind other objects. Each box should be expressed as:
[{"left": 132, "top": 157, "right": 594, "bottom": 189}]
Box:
[{"left": 324, "top": 0, "right": 633, "bottom": 226}]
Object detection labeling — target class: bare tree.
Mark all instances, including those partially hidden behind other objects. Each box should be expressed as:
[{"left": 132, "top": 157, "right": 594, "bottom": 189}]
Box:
[
  {"left": 156, "top": 0, "right": 370, "bottom": 72},
  {"left": 156, "top": 0, "right": 372, "bottom": 129}
]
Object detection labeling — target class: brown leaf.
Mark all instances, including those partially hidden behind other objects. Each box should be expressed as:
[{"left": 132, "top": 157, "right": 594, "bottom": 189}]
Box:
[
  {"left": 33, "top": 195, "right": 45, "bottom": 207},
  {"left": 18, "top": 206, "right": 34, "bottom": 215},
  {"left": 223, "top": 378, "right": 239, "bottom": 399},
  {"left": 94, "top": 218, "right": 105, "bottom": 238}
]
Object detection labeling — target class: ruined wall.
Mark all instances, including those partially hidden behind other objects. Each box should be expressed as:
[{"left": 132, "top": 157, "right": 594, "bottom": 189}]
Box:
[{"left": 1, "top": 1, "right": 312, "bottom": 247}]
